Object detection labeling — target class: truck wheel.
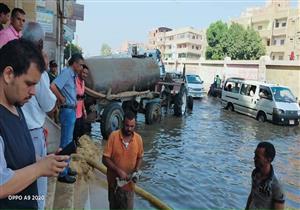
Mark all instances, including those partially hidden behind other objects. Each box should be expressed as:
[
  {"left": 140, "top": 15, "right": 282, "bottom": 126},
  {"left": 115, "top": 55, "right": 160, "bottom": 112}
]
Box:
[
  {"left": 187, "top": 96, "right": 193, "bottom": 111},
  {"left": 145, "top": 102, "right": 161, "bottom": 124},
  {"left": 174, "top": 86, "right": 187, "bottom": 117},
  {"left": 101, "top": 103, "right": 124, "bottom": 140}
]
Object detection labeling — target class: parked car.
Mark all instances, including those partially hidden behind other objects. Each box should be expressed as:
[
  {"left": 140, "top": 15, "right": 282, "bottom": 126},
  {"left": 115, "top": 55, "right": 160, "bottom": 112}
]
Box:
[
  {"left": 221, "top": 78, "right": 300, "bottom": 125},
  {"left": 185, "top": 74, "right": 205, "bottom": 98}
]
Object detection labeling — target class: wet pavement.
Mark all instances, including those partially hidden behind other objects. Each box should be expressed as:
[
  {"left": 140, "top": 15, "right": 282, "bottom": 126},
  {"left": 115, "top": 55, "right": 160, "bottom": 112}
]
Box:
[{"left": 89, "top": 97, "right": 300, "bottom": 209}]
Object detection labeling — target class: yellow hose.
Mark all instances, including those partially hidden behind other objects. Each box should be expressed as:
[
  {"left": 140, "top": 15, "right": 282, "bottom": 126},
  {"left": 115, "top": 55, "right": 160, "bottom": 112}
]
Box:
[{"left": 72, "top": 154, "right": 172, "bottom": 210}]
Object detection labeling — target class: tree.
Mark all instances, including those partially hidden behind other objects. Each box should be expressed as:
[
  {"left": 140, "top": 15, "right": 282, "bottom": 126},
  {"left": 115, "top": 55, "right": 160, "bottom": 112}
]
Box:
[
  {"left": 205, "top": 21, "right": 228, "bottom": 60},
  {"left": 101, "top": 43, "right": 112, "bottom": 56},
  {"left": 64, "top": 43, "right": 82, "bottom": 61},
  {"left": 205, "top": 21, "right": 266, "bottom": 60}
]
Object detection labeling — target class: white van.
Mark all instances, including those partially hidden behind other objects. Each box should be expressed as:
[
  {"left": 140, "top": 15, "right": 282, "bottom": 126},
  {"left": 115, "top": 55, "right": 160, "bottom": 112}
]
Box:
[
  {"left": 221, "top": 78, "right": 300, "bottom": 125},
  {"left": 185, "top": 74, "right": 205, "bottom": 98}
]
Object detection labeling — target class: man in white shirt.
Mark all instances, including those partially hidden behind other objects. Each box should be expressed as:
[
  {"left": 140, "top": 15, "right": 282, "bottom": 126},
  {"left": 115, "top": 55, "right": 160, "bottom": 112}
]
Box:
[{"left": 21, "top": 22, "right": 57, "bottom": 210}]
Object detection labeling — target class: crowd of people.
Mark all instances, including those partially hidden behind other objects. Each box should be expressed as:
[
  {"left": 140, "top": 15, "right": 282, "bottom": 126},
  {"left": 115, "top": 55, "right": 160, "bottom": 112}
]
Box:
[{"left": 0, "top": 3, "right": 285, "bottom": 210}]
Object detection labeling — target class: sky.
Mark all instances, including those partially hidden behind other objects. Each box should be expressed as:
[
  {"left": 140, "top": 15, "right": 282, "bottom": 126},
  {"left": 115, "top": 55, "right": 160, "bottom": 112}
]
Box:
[{"left": 75, "top": 0, "right": 298, "bottom": 56}]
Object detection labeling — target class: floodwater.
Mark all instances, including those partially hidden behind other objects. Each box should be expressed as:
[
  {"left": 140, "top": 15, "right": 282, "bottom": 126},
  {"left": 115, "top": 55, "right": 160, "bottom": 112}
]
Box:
[{"left": 91, "top": 97, "right": 300, "bottom": 209}]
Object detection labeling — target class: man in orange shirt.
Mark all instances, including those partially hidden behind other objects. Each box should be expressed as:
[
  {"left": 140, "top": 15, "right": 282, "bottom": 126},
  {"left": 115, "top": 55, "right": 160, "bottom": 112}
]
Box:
[{"left": 102, "top": 111, "right": 144, "bottom": 210}]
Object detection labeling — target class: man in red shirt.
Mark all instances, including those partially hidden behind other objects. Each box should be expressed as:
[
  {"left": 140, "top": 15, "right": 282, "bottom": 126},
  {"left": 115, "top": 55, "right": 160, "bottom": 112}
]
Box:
[
  {"left": 102, "top": 111, "right": 144, "bottom": 209},
  {"left": 73, "top": 64, "right": 89, "bottom": 144}
]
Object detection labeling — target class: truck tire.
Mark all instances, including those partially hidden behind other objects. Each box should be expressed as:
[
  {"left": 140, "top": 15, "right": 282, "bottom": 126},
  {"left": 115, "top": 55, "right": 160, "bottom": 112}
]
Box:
[
  {"left": 187, "top": 95, "right": 193, "bottom": 111},
  {"left": 174, "top": 86, "right": 187, "bottom": 117},
  {"left": 101, "top": 102, "right": 124, "bottom": 140},
  {"left": 145, "top": 102, "right": 161, "bottom": 124}
]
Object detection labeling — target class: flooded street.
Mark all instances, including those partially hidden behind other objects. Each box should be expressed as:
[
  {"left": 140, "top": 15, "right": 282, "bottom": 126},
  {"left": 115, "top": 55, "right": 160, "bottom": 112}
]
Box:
[{"left": 92, "top": 97, "right": 300, "bottom": 209}]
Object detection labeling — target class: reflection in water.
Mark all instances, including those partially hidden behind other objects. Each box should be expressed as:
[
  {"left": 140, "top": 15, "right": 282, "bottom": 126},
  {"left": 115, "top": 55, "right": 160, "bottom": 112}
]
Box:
[{"left": 93, "top": 97, "right": 300, "bottom": 209}]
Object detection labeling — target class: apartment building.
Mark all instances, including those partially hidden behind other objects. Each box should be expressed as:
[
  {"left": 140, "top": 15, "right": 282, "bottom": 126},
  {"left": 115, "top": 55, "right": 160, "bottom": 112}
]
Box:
[
  {"left": 148, "top": 27, "right": 206, "bottom": 62},
  {"left": 232, "top": 0, "right": 300, "bottom": 60}
]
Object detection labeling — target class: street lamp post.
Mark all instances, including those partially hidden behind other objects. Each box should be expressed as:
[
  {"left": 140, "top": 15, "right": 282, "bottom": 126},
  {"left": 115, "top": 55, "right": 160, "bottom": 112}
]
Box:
[{"left": 57, "top": 0, "right": 65, "bottom": 73}]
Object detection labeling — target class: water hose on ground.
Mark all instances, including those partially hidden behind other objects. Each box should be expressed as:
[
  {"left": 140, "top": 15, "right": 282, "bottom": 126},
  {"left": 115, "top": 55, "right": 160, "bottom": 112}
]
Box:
[{"left": 72, "top": 154, "right": 172, "bottom": 210}]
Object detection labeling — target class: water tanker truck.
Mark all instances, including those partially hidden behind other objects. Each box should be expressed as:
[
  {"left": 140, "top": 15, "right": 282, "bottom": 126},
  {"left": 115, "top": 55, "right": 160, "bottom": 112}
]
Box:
[{"left": 84, "top": 50, "right": 193, "bottom": 139}]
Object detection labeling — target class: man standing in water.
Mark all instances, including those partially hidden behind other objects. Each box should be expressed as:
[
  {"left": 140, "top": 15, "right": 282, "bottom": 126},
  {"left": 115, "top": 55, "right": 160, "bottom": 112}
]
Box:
[
  {"left": 102, "top": 111, "right": 144, "bottom": 209},
  {"left": 246, "top": 142, "right": 285, "bottom": 210}
]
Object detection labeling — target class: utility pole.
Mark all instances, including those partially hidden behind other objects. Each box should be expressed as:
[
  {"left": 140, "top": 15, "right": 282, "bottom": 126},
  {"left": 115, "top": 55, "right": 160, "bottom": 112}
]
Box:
[{"left": 57, "top": 0, "right": 65, "bottom": 73}]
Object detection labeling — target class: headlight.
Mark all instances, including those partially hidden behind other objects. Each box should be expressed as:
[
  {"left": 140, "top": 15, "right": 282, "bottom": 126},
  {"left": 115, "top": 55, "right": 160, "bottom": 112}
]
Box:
[
  {"left": 273, "top": 108, "right": 285, "bottom": 114},
  {"left": 188, "top": 87, "right": 193, "bottom": 91}
]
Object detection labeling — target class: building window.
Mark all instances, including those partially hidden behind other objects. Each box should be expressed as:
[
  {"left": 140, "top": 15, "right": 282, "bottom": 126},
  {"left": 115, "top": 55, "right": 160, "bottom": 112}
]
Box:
[
  {"left": 273, "top": 39, "right": 277, "bottom": 45},
  {"left": 272, "top": 56, "right": 275, "bottom": 60},
  {"left": 196, "top": 46, "right": 199, "bottom": 50},
  {"left": 180, "top": 34, "right": 185, "bottom": 39},
  {"left": 275, "top": 20, "right": 280, "bottom": 28},
  {"left": 267, "top": 39, "right": 270, "bottom": 46},
  {"left": 282, "top": 22, "right": 286, "bottom": 27},
  {"left": 258, "top": 25, "right": 263, "bottom": 30},
  {"left": 280, "top": 39, "right": 285, "bottom": 45},
  {"left": 192, "top": 45, "right": 194, "bottom": 49},
  {"left": 279, "top": 55, "right": 283, "bottom": 60}
]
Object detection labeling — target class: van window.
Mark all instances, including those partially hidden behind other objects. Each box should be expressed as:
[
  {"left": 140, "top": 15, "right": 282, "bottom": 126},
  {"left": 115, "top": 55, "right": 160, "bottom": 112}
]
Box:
[
  {"left": 248, "top": 85, "right": 256, "bottom": 97},
  {"left": 241, "top": 84, "right": 256, "bottom": 97},
  {"left": 259, "top": 86, "right": 272, "bottom": 100},
  {"left": 271, "top": 87, "right": 297, "bottom": 103},
  {"left": 224, "top": 81, "right": 241, "bottom": 93}
]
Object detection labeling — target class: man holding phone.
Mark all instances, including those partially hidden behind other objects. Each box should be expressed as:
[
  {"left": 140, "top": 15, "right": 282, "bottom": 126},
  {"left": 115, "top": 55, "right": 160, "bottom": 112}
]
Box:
[{"left": 0, "top": 39, "right": 69, "bottom": 209}]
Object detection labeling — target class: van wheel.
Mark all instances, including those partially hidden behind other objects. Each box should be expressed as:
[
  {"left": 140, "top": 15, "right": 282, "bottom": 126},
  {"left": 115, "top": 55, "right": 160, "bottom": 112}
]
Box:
[
  {"left": 257, "top": 112, "right": 266, "bottom": 122},
  {"left": 227, "top": 103, "right": 234, "bottom": 112}
]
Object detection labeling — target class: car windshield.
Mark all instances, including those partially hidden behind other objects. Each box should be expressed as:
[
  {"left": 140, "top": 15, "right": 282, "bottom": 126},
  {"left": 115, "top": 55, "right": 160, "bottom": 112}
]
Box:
[
  {"left": 271, "top": 87, "right": 297, "bottom": 103},
  {"left": 186, "top": 75, "right": 202, "bottom": 84}
]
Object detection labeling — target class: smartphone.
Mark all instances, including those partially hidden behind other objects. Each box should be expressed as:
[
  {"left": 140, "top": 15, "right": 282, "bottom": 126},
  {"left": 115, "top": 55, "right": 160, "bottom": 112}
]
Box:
[{"left": 57, "top": 141, "right": 76, "bottom": 156}]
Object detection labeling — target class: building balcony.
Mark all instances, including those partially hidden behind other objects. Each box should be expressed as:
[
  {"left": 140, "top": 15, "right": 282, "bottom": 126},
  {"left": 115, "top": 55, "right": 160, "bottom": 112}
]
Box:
[
  {"left": 164, "top": 48, "right": 173, "bottom": 54},
  {"left": 251, "top": 15, "right": 270, "bottom": 24},
  {"left": 165, "top": 38, "right": 202, "bottom": 45},
  {"left": 267, "top": 45, "right": 286, "bottom": 52},
  {"left": 272, "top": 27, "right": 287, "bottom": 36},
  {"left": 257, "top": 29, "right": 272, "bottom": 38}
]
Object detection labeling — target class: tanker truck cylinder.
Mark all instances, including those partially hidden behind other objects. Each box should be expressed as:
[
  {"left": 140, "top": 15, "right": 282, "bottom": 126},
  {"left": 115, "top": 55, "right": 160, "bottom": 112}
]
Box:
[{"left": 84, "top": 57, "right": 160, "bottom": 94}]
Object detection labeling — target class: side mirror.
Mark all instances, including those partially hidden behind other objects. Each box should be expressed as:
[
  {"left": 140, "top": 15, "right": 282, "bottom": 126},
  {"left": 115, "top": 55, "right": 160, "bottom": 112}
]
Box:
[{"left": 200, "top": 81, "right": 204, "bottom": 84}]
